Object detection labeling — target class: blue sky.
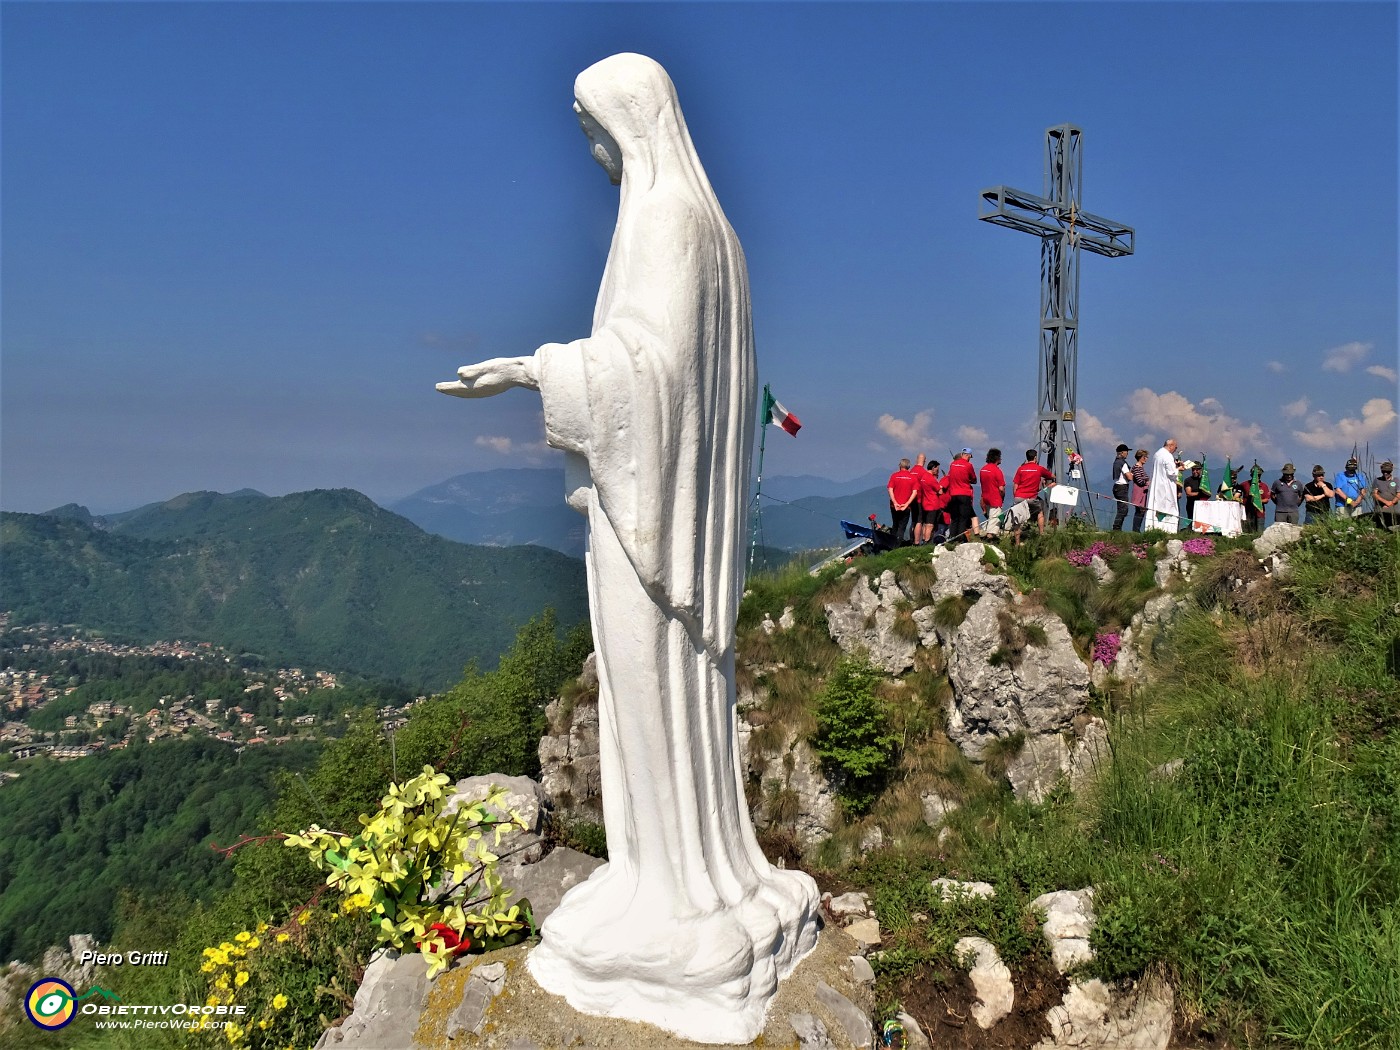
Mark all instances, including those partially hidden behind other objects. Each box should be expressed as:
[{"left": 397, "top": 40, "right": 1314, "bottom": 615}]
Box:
[{"left": 3, "top": 1, "right": 1396, "bottom": 514}]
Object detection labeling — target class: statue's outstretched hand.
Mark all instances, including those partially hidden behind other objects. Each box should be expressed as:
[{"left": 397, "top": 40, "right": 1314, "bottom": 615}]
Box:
[{"left": 436, "top": 356, "right": 540, "bottom": 398}]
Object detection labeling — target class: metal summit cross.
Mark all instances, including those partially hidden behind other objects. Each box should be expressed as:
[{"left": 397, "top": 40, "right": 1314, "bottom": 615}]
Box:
[{"left": 980, "top": 124, "right": 1133, "bottom": 487}]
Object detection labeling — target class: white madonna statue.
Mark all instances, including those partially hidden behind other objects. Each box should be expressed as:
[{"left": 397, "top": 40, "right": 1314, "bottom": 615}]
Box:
[{"left": 438, "top": 53, "right": 819, "bottom": 1043}]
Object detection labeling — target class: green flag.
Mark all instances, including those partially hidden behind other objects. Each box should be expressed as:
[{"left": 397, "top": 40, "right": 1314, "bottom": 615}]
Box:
[
  {"left": 1224, "top": 457, "right": 1234, "bottom": 499},
  {"left": 1249, "top": 462, "right": 1263, "bottom": 512},
  {"left": 1201, "top": 454, "right": 1209, "bottom": 494}
]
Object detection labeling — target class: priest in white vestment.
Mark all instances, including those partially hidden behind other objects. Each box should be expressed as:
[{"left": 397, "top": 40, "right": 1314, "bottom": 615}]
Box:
[
  {"left": 1146, "top": 437, "right": 1182, "bottom": 532},
  {"left": 437, "top": 53, "right": 818, "bottom": 1043}
]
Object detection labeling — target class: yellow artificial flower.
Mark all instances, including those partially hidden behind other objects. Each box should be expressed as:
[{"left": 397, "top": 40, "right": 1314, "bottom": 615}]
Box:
[{"left": 272, "top": 993, "right": 289, "bottom": 1010}]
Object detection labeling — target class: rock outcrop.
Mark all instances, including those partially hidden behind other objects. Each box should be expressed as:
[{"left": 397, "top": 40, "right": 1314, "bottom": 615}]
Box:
[
  {"left": 823, "top": 569, "right": 921, "bottom": 674},
  {"left": 1034, "top": 974, "right": 1174, "bottom": 1050},
  {"left": 536, "top": 655, "right": 601, "bottom": 822},
  {"left": 739, "top": 722, "right": 839, "bottom": 849}
]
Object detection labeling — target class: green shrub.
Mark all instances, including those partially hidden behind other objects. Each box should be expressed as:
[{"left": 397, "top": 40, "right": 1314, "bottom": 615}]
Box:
[{"left": 813, "top": 655, "right": 899, "bottom": 815}]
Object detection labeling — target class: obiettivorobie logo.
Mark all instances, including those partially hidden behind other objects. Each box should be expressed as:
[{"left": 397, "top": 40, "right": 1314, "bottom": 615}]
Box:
[
  {"left": 23, "top": 977, "right": 246, "bottom": 1032},
  {"left": 24, "top": 978, "right": 121, "bottom": 1030}
]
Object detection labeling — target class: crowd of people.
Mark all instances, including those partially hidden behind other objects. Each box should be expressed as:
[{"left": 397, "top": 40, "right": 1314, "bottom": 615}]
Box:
[
  {"left": 1106, "top": 440, "right": 1397, "bottom": 532},
  {"left": 885, "top": 441, "right": 1398, "bottom": 546},
  {"left": 885, "top": 447, "right": 1057, "bottom": 547}
]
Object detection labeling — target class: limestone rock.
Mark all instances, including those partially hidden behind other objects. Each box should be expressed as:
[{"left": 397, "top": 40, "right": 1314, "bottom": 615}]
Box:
[
  {"left": 843, "top": 918, "right": 882, "bottom": 954},
  {"left": 1006, "top": 733, "right": 1071, "bottom": 803},
  {"left": 848, "top": 954, "right": 876, "bottom": 988},
  {"left": 825, "top": 891, "right": 872, "bottom": 922},
  {"left": 1031, "top": 888, "right": 1097, "bottom": 973},
  {"left": 943, "top": 596, "right": 1089, "bottom": 762},
  {"left": 1150, "top": 758, "right": 1184, "bottom": 781},
  {"left": 537, "top": 690, "right": 602, "bottom": 822},
  {"left": 779, "top": 605, "right": 797, "bottom": 630},
  {"left": 920, "top": 791, "right": 960, "bottom": 828},
  {"left": 823, "top": 569, "right": 918, "bottom": 674},
  {"left": 932, "top": 878, "right": 996, "bottom": 901},
  {"left": 896, "top": 1011, "right": 933, "bottom": 1050},
  {"left": 1254, "top": 521, "right": 1304, "bottom": 558},
  {"left": 447, "top": 774, "right": 545, "bottom": 865},
  {"left": 790, "top": 1012, "right": 838, "bottom": 1050},
  {"left": 742, "top": 724, "right": 839, "bottom": 849},
  {"left": 1068, "top": 717, "right": 1110, "bottom": 793},
  {"left": 815, "top": 980, "right": 874, "bottom": 1049},
  {"left": 501, "top": 846, "right": 603, "bottom": 927},
  {"left": 761, "top": 613, "right": 777, "bottom": 635},
  {"left": 927, "top": 542, "right": 1014, "bottom": 605},
  {"left": 446, "top": 960, "right": 508, "bottom": 1039},
  {"left": 1034, "top": 974, "right": 1173, "bottom": 1049},
  {"left": 316, "top": 952, "right": 429, "bottom": 1049},
  {"left": 1088, "top": 554, "right": 1114, "bottom": 585},
  {"left": 859, "top": 825, "right": 884, "bottom": 852},
  {"left": 956, "top": 936, "right": 1014, "bottom": 1029}
]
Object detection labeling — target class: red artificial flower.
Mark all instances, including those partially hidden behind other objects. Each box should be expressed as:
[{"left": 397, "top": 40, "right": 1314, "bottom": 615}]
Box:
[{"left": 420, "top": 923, "right": 471, "bottom": 956}]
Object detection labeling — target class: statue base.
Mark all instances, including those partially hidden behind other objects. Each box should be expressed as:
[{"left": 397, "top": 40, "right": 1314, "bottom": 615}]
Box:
[
  {"left": 412, "top": 917, "right": 871, "bottom": 1050},
  {"left": 525, "top": 862, "right": 821, "bottom": 1044}
]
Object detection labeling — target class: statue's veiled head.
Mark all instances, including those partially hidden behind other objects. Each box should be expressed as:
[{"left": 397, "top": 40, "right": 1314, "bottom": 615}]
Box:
[{"left": 573, "top": 53, "right": 698, "bottom": 192}]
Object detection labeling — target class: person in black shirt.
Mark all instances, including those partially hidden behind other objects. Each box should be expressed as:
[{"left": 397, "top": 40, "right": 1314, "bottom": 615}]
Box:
[
  {"left": 1302, "top": 465, "right": 1334, "bottom": 522},
  {"left": 1182, "top": 462, "right": 1208, "bottom": 523},
  {"left": 1110, "top": 443, "right": 1132, "bottom": 531}
]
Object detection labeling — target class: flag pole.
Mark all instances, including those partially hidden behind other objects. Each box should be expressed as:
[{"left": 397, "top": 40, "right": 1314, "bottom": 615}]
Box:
[{"left": 748, "top": 385, "right": 771, "bottom": 578}]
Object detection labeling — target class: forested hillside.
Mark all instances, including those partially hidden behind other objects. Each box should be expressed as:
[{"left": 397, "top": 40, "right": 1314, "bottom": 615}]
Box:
[
  {"left": 0, "top": 489, "right": 588, "bottom": 689},
  {"left": 0, "top": 737, "right": 317, "bottom": 962}
]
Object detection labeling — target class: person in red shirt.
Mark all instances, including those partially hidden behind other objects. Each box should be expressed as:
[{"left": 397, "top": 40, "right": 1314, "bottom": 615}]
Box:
[
  {"left": 980, "top": 448, "right": 1006, "bottom": 520},
  {"left": 944, "top": 449, "right": 978, "bottom": 545},
  {"left": 1011, "top": 448, "right": 1056, "bottom": 541},
  {"left": 909, "top": 453, "right": 932, "bottom": 545},
  {"left": 916, "top": 456, "right": 947, "bottom": 545},
  {"left": 887, "top": 458, "right": 919, "bottom": 544}
]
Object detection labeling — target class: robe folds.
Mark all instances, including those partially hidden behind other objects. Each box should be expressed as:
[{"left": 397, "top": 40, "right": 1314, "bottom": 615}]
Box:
[{"left": 523, "top": 54, "right": 819, "bottom": 1044}]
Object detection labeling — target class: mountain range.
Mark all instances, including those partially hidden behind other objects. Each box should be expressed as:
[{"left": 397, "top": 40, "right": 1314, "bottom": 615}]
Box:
[
  {"left": 2, "top": 489, "right": 587, "bottom": 690},
  {"left": 388, "top": 467, "right": 893, "bottom": 557}
]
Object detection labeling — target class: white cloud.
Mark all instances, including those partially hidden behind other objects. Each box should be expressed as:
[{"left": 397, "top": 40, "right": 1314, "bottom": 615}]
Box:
[
  {"left": 956, "top": 425, "right": 989, "bottom": 447},
  {"left": 1321, "top": 341, "right": 1372, "bottom": 373},
  {"left": 1292, "top": 398, "right": 1398, "bottom": 451},
  {"left": 1266, "top": 361, "right": 1287, "bottom": 374},
  {"left": 1124, "top": 387, "right": 1271, "bottom": 459},
  {"left": 1282, "top": 397, "right": 1309, "bottom": 419},
  {"left": 474, "top": 435, "right": 547, "bottom": 457},
  {"left": 876, "top": 410, "right": 936, "bottom": 449},
  {"left": 1074, "top": 408, "right": 1119, "bottom": 451},
  {"left": 1365, "top": 364, "right": 1399, "bottom": 383}
]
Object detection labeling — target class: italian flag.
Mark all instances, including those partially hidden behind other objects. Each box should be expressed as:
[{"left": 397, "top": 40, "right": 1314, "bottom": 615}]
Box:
[{"left": 762, "top": 386, "right": 802, "bottom": 436}]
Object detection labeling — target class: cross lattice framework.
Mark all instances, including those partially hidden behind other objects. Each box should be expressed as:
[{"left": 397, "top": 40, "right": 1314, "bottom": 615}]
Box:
[{"left": 980, "top": 124, "right": 1134, "bottom": 489}]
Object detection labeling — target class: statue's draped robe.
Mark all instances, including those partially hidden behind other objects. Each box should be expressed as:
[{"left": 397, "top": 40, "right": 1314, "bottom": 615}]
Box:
[
  {"left": 524, "top": 54, "right": 818, "bottom": 1043},
  {"left": 1146, "top": 447, "right": 1180, "bottom": 531}
]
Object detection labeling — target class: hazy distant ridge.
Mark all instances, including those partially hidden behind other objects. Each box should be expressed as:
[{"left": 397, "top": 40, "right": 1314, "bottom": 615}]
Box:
[{"left": 1, "top": 489, "right": 587, "bottom": 689}]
